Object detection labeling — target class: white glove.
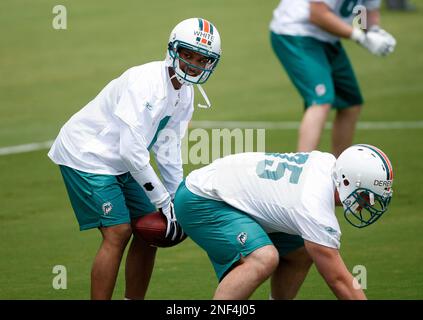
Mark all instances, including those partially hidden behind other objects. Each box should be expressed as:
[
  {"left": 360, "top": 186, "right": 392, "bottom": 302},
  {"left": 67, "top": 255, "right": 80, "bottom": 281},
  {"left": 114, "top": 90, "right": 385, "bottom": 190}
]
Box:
[
  {"left": 369, "top": 25, "right": 396, "bottom": 40},
  {"left": 351, "top": 27, "right": 396, "bottom": 56},
  {"left": 369, "top": 25, "right": 397, "bottom": 52},
  {"left": 158, "top": 197, "right": 185, "bottom": 241}
]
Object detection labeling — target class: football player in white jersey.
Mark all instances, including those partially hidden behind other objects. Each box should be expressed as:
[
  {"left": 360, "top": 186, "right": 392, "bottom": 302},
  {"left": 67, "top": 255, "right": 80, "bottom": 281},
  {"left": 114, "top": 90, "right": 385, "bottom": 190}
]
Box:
[
  {"left": 174, "top": 144, "right": 394, "bottom": 299},
  {"left": 48, "top": 18, "right": 221, "bottom": 299},
  {"left": 269, "top": 0, "right": 396, "bottom": 157}
]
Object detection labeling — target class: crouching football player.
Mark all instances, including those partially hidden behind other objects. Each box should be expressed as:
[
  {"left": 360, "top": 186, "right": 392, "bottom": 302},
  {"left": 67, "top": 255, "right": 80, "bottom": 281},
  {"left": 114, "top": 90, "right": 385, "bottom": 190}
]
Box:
[{"left": 174, "top": 144, "right": 394, "bottom": 299}]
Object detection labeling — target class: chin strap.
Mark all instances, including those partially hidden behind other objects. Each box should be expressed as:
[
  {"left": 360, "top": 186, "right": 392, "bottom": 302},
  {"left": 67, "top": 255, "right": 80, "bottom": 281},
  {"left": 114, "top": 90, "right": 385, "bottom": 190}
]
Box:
[
  {"left": 168, "top": 68, "right": 212, "bottom": 109},
  {"left": 168, "top": 72, "right": 177, "bottom": 85},
  {"left": 196, "top": 84, "right": 211, "bottom": 109}
]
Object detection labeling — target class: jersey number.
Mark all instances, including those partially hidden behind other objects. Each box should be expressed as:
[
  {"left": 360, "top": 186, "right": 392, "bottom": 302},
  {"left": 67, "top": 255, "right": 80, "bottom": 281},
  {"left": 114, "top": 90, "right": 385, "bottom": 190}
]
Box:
[
  {"left": 340, "top": 0, "right": 359, "bottom": 17},
  {"left": 256, "top": 153, "right": 309, "bottom": 184}
]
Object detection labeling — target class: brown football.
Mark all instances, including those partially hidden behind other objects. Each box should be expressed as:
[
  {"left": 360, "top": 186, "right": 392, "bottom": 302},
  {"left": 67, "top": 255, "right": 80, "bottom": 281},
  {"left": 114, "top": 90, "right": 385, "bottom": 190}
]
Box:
[{"left": 131, "top": 211, "right": 187, "bottom": 248}]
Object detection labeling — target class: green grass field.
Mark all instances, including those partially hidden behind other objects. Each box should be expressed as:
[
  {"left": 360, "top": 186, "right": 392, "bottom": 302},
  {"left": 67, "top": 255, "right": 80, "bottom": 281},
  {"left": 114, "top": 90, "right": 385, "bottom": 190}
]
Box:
[{"left": 1, "top": 0, "right": 422, "bottom": 299}]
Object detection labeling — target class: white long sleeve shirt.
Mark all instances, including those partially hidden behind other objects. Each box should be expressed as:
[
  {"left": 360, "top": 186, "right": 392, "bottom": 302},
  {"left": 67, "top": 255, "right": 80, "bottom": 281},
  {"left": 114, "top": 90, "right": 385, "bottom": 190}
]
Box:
[
  {"left": 48, "top": 61, "right": 194, "bottom": 199},
  {"left": 270, "top": 0, "right": 381, "bottom": 43}
]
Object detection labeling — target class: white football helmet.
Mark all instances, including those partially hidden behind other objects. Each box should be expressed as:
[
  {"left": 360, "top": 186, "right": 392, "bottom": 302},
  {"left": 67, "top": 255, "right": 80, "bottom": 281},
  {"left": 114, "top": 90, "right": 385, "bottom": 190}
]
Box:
[
  {"left": 165, "top": 18, "right": 221, "bottom": 86},
  {"left": 332, "top": 144, "right": 394, "bottom": 228}
]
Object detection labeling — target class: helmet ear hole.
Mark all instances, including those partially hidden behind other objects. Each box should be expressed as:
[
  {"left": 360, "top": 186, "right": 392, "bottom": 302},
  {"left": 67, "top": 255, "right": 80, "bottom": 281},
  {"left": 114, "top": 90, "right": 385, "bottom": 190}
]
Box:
[{"left": 343, "top": 179, "right": 350, "bottom": 187}]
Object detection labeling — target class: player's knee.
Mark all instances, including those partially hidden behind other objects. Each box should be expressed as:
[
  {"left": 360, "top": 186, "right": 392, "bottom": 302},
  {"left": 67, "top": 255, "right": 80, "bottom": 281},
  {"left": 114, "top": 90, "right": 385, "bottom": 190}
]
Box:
[
  {"left": 253, "top": 245, "right": 279, "bottom": 279},
  {"left": 101, "top": 224, "right": 133, "bottom": 248}
]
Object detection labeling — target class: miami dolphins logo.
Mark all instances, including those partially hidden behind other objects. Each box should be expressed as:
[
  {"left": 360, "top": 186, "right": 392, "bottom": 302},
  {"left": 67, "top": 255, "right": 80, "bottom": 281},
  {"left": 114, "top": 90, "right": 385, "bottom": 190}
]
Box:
[
  {"left": 237, "top": 232, "right": 248, "bottom": 246},
  {"left": 102, "top": 202, "right": 113, "bottom": 215}
]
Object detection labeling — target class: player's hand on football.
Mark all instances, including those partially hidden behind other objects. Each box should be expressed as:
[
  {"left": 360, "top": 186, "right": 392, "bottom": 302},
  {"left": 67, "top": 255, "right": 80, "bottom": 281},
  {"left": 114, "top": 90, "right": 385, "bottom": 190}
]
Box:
[
  {"left": 351, "top": 27, "right": 396, "bottom": 57},
  {"left": 167, "top": 219, "right": 187, "bottom": 242},
  {"left": 159, "top": 198, "right": 184, "bottom": 241}
]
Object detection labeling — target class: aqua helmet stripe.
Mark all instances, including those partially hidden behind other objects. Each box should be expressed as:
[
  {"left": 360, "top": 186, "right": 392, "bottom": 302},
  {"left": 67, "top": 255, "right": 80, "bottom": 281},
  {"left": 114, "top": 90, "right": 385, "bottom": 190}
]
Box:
[{"left": 357, "top": 144, "right": 393, "bottom": 180}]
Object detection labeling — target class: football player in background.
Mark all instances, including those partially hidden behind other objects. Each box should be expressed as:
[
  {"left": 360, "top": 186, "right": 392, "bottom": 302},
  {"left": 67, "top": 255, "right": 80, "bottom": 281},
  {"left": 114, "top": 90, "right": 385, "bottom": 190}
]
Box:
[
  {"left": 48, "top": 18, "right": 221, "bottom": 299},
  {"left": 174, "top": 144, "right": 394, "bottom": 299},
  {"left": 270, "top": 0, "right": 396, "bottom": 157}
]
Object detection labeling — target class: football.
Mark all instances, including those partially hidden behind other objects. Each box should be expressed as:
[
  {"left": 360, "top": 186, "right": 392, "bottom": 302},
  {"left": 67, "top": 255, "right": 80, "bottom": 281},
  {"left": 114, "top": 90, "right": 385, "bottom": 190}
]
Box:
[{"left": 131, "top": 211, "right": 187, "bottom": 248}]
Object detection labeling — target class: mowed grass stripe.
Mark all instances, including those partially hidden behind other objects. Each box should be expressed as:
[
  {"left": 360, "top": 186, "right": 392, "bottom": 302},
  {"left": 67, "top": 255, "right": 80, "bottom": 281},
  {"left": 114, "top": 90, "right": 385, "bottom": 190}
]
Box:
[{"left": 1, "top": 121, "right": 423, "bottom": 156}]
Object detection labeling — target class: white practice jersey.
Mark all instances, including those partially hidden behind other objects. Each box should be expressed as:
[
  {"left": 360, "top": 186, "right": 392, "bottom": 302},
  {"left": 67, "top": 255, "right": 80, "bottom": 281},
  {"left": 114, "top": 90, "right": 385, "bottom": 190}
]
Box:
[
  {"left": 48, "top": 61, "right": 194, "bottom": 196},
  {"left": 186, "top": 151, "right": 341, "bottom": 249},
  {"left": 270, "top": 0, "right": 381, "bottom": 43}
]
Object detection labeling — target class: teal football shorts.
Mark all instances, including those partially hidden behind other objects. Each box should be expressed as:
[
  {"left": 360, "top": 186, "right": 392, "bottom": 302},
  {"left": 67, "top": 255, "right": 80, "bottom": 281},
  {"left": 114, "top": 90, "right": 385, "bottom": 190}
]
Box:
[
  {"left": 59, "top": 165, "right": 156, "bottom": 231},
  {"left": 271, "top": 32, "right": 363, "bottom": 109},
  {"left": 174, "top": 180, "right": 304, "bottom": 281}
]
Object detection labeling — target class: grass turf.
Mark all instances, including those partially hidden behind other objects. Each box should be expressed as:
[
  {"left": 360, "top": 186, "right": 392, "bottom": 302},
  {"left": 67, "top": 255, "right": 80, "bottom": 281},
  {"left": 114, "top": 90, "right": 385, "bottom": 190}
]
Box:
[{"left": 0, "top": 0, "right": 422, "bottom": 299}]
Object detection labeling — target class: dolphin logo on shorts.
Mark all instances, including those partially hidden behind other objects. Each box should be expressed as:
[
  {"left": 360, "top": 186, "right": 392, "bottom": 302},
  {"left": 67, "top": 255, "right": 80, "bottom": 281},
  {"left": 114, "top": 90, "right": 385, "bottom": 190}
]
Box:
[
  {"left": 237, "top": 232, "right": 248, "bottom": 246},
  {"left": 102, "top": 202, "right": 113, "bottom": 215}
]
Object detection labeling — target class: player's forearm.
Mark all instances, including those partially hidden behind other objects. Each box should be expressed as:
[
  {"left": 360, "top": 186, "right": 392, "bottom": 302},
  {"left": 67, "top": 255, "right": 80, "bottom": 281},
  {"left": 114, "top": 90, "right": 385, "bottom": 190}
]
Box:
[
  {"left": 152, "top": 138, "right": 184, "bottom": 199},
  {"left": 119, "top": 122, "right": 171, "bottom": 206},
  {"left": 156, "top": 162, "right": 183, "bottom": 199},
  {"left": 129, "top": 164, "right": 170, "bottom": 206},
  {"left": 309, "top": 2, "right": 353, "bottom": 38},
  {"left": 304, "top": 241, "right": 367, "bottom": 300},
  {"left": 327, "top": 274, "right": 367, "bottom": 300}
]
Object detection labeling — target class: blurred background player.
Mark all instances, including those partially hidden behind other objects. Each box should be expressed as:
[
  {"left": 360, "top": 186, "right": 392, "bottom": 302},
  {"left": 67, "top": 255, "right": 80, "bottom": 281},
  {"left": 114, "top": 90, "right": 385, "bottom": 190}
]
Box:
[
  {"left": 270, "top": 0, "right": 396, "bottom": 157},
  {"left": 48, "top": 18, "right": 221, "bottom": 299},
  {"left": 174, "top": 145, "right": 394, "bottom": 299}
]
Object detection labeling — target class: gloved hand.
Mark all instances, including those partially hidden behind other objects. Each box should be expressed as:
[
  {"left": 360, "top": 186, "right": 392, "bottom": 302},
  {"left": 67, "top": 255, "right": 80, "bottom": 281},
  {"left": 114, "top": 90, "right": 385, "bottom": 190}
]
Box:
[
  {"left": 369, "top": 25, "right": 396, "bottom": 53},
  {"left": 159, "top": 197, "right": 186, "bottom": 241},
  {"left": 350, "top": 27, "right": 396, "bottom": 56},
  {"left": 368, "top": 25, "right": 396, "bottom": 40}
]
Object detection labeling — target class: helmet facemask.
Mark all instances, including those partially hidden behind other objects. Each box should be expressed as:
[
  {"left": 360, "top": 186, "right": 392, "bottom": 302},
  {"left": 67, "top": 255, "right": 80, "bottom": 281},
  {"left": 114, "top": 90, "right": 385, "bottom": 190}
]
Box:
[
  {"left": 168, "top": 40, "right": 220, "bottom": 85},
  {"left": 342, "top": 188, "right": 392, "bottom": 228}
]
